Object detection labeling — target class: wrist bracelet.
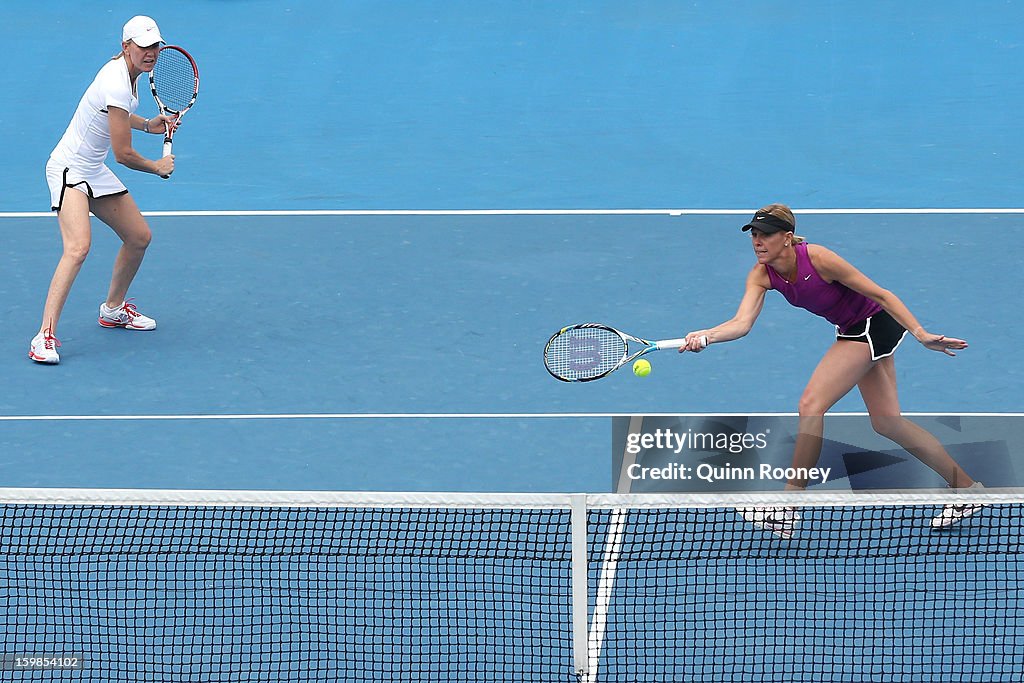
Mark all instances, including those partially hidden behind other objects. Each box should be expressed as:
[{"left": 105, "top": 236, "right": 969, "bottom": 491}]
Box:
[{"left": 143, "top": 118, "right": 150, "bottom": 133}]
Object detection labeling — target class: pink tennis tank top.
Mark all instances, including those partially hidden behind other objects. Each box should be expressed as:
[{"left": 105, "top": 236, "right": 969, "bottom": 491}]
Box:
[{"left": 765, "top": 243, "right": 881, "bottom": 333}]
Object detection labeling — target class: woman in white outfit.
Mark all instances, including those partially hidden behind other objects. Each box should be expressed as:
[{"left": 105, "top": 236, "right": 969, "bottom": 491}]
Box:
[{"left": 31, "top": 15, "right": 177, "bottom": 364}]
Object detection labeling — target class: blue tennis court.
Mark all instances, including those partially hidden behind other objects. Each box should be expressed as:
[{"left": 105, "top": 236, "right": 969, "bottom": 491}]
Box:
[
  {"left": 0, "top": 211, "right": 1019, "bottom": 490},
  {"left": 1, "top": 3, "right": 1022, "bottom": 682}
]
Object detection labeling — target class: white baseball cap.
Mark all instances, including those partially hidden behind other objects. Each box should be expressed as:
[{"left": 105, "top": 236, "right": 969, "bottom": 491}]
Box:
[{"left": 122, "top": 15, "right": 163, "bottom": 47}]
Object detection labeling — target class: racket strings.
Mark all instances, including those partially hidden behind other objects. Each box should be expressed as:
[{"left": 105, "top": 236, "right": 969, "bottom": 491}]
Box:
[
  {"left": 544, "top": 328, "right": 625, "bottom": 380},
  {"left": 152, "top": 51, "right": 197, "bottom": 112}
]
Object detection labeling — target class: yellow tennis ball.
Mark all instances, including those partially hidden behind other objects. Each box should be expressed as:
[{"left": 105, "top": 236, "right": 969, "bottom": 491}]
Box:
[{"left": 633, "top": 359, "right": 651, "bottom": 377}]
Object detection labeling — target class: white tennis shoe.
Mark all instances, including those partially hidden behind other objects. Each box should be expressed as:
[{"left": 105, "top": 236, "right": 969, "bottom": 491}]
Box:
[
  {"left": 29, "top": 329, "right": 61, "bottom": 364},
  {"left": 737, "top": 506, "right": 800, "bottom": 539},
  {"left": 931, "top": 482, "right": 987, "bottom": 530},
  {"left": 99, "top": 300, "right": 156, "bottom": 330}
]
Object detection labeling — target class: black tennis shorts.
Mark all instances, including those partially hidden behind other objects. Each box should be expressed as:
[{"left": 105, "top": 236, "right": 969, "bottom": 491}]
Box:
[{"left": 836, "top": 310, "right": 907, "bottom": 361}]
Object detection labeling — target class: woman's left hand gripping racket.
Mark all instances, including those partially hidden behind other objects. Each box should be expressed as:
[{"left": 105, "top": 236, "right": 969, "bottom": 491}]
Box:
[
  {"left": 149, "top": 45, "right": 199, "bottom": 164},
  {"left": 543, "top": 323, "right": 707, "bottom": 382}
]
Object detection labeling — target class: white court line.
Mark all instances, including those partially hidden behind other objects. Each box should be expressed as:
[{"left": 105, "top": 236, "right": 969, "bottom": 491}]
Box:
[
  {"left": 0, "top": 412, "right": 771, "bottom": 421},
  {"left": 586, "top": 506, "right": 628, "bottom": 682},
  {"left": 1, "top": 208, "right": 1024, "bottom": 218},
  {"left": 0, "top": 412, "right": 1020, "bottom": 421}
]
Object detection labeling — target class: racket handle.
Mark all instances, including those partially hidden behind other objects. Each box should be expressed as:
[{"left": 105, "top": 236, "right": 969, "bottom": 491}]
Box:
[
  {"left": 654, "top": 336, "right": 707, "bottom": 350},
  {"left": 654, "top": 338, "right": 689, "bottom": 350},
  {"left": 159, "top": 138, "right": 171, "bottom": 178}
]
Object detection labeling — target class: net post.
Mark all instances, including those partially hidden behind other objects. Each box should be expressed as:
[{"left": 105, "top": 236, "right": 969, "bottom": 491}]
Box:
[{"left": 571, "top": 494, "right": 590, "bottom": 681}]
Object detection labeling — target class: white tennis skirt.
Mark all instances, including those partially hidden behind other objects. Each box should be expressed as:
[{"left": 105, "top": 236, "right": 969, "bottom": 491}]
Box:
[{"left": 46, "top": 158, "right": 128, "bottom": 211}]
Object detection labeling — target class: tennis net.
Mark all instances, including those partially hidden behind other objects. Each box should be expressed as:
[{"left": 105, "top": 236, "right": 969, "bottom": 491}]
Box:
[{"left": 0, "top": 488, "right": 1020, "bottom": 682}]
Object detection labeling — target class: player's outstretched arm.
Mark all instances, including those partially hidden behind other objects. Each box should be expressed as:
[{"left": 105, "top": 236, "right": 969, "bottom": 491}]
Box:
[
  {"left": 813, "top": 245, "right": 968, "bottom": 357},
  {"left": 680, "top": 265, "right": 768, "bottom": 353}
]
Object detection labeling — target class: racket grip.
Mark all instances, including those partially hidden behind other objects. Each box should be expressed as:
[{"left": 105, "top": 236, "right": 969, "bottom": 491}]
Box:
[
  {"left": 654, "top": 338, "right": 690, "bottom": 350},
  {"left": 655, "top": 336, "right": 707, "bottom": 350},
  {"left": 162, "top": 139, "right": 172, "bottom": 157}
]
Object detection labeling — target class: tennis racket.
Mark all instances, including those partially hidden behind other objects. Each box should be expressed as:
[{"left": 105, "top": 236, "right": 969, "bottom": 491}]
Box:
[
  {"left": 149, "top": 45, "right": 199, "bottom": 158},
  {"left": 543, "top": 323, "right": 707, "bottom": 382}
]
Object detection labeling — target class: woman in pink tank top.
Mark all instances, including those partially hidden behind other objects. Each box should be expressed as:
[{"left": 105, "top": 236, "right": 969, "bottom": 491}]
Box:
[{"left": 678, "top": 203, "right": 980, "bottom": 536}]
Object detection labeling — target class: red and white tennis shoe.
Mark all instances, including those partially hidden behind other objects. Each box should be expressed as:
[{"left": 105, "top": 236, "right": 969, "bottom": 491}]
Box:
[
  {"left": 98, "top": 300, "right": 157, "bottom": 330},
  {"left": 29, "top": 329, "right": 61, "bottom": 364}
]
